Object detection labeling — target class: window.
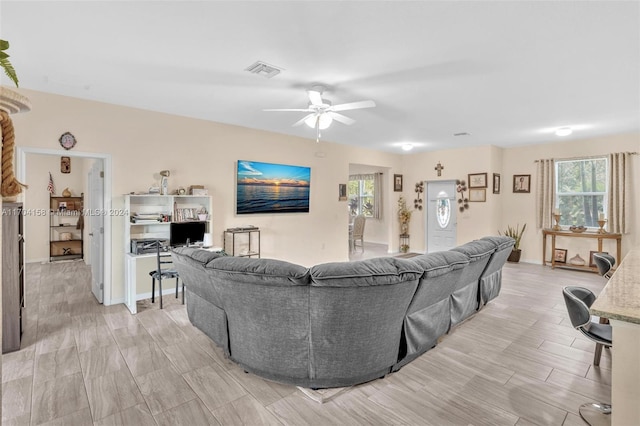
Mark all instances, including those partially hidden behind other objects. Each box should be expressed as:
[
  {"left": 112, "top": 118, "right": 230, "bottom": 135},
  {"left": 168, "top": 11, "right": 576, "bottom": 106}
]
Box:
[
  {"left": 348, "top": 174, "right": 379, "bottom": 218},
  {"left": 556, "top": 157, "right": 608, "bottom": 227}
]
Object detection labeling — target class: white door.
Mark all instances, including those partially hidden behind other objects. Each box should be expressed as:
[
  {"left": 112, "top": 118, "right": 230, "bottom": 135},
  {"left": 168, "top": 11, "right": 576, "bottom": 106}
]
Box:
[
  {"left": 88, "top": 160, "right": 104, "bottom": 303},
  {"left": 426, "top": 180, "right": 457, "bottom": 253}
]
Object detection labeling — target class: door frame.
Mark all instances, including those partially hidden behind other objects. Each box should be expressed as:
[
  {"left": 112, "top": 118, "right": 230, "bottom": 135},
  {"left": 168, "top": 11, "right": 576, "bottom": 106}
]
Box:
[
  {"left": 425, "top": 179, "right": 458, "bottom": 253},
  {"left": 17, "top": 147, "right": 113, "bottom": 306}
]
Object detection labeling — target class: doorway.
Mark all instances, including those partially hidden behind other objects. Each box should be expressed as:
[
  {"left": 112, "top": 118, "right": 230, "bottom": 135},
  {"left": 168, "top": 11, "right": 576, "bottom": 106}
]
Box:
[
  {"left": 426, "top": 180, "right": 457, "bottom": 253},
  {"left": 17, "top": 147, "right": 113, "bottom": 305}
]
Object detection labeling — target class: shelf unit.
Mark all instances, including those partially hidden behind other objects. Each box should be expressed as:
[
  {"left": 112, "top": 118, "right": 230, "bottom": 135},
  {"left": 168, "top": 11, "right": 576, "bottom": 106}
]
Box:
[
  {"left": 123, "top": 194, "right": 212, "bottom": 314},
  {"left": 3, "top": 202, "right": 25, "bottom": 353},
  {"left": 224, "top": 228, "right": 260, "bottom": 258},
  {"left": 50, "top": 196, "right": 84, "bottom": 262},
  {"left": 124, "top": 194, "right": 212, "bottom": 254}
]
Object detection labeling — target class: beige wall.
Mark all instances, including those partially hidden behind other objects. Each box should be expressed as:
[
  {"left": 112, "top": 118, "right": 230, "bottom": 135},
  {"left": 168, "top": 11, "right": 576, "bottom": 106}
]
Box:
[
  {"left": 501, "top": 134, "right": 640, "bottom": 264},
  {"left": 12, "top": 89, "right": 403, "bottom": 302},
  {"left": 24, "top": 154, "right": 89, "bottom": 262},
  {"left": 402, "top": 135, "right": 639, "bottom": 262},
  {"left": 10, "top": 89, "right": 639, "bottom": 302}
]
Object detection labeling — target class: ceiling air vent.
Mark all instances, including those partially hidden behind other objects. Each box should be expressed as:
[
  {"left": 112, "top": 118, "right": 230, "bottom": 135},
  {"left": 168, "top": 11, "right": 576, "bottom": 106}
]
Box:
[{"left": 244, "top": 61, "right": 283, "bottom": 79}]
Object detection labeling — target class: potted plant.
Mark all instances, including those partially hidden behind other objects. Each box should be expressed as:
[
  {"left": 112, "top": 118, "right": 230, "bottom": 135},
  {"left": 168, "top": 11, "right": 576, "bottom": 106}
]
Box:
[
  {"left": 1, "top": 39, "right": 19, "bottom": 87},
  {"left": 500, "top": 223, "right": 527, "bottom": 263}
]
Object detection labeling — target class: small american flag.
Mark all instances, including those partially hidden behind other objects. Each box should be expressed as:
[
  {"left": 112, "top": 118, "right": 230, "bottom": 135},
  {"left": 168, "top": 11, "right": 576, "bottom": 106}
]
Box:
[{"left": 47, "top": 172, "right": 55, "bottom": 194}]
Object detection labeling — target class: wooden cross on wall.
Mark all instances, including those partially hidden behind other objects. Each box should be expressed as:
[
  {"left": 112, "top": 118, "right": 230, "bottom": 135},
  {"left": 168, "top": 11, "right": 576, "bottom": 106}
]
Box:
[{"left": 435, "top": 162, "right": 444, "bottom": 176}]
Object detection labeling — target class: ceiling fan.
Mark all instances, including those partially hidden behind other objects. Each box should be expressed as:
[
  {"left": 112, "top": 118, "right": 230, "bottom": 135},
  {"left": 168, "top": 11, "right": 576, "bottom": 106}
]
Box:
[{"left": 264, "top": 85, "right": 376, "bottom": 142}]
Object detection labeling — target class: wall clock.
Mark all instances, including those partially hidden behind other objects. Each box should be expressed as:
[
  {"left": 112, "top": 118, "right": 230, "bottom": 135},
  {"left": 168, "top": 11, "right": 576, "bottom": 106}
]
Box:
[{"left": 59, "top": 132, "right": 77, "bottom": 150}]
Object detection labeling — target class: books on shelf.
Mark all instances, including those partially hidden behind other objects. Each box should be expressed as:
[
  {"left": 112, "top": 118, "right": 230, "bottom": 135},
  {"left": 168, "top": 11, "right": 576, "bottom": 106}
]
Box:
[{"left": 174, "top": 207, "right": 201, "bottom": 222}]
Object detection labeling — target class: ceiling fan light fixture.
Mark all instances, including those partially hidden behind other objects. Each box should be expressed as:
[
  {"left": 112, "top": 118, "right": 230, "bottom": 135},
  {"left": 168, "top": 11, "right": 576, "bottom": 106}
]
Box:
[
  {"left": 305, "top": 113, "right": 333, "bottom": 130},
  {"left": 555, "top": 127, "right": 573, "bottom": 136}
]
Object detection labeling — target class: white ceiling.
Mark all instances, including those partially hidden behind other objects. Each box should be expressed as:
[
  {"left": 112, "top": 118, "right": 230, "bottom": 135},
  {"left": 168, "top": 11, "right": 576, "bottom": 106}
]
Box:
[{"left": 2, "top": 1, "right": 639, "bottom": 153}]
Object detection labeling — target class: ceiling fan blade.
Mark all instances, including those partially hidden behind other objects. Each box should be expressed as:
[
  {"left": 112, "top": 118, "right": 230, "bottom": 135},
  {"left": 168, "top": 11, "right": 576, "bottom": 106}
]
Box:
[
  {"left": 308, "top": 90, "right": 323, "bottom": 106},
  {"left": 328, "top": 112, "right": 355, "bottom": 125},
  {"left": 292, "top": 113, "right": 315, "bottom": 127},
  {"left": 330, "top": 100, "right": 376, "bottom": 112},
  {"left": 263, "top": 108, "right": 312, "bottom": 112}
]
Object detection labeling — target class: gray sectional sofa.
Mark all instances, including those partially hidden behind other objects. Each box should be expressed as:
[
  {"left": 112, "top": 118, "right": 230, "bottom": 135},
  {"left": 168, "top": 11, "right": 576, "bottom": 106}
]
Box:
[{"left": 171, "top": 236, "right": 514, "bottom": 388}]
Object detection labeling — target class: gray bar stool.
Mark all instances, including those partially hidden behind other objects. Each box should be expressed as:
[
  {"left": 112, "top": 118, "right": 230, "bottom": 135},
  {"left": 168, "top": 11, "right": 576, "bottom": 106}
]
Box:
[
  {"left": 562, "top": 286, "right": 612, "bottom": 426},
  {"left": 593, "top": 253, "right": 615, "bottom": 279}
]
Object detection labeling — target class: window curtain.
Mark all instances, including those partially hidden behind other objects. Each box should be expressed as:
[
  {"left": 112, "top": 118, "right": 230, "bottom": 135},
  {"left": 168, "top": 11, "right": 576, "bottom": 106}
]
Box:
[
  {"left": 373, "top": 172, "right": 382, "bottom": 219},
  {"left": 535, "top": 158, "right": 555, "bottom": 229},
  {"left": 608, "top": 152, "right": 631, "bottom": 234}
]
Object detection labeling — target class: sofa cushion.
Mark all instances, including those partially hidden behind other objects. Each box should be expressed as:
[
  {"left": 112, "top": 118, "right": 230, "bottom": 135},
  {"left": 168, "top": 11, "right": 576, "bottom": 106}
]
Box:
[
  {"left": 451, "top": 239, "right": 496, "bottom": 261},
  {"left": 480, "top": 235, "right": 515, "bottom": 251},
  {"left": 206, "top": 256, "right": 310, "bottom": 286},
  {"left": 408, "top": 251, "right": 469, "bottom": 278},
  {"left": 310, "top": 257, "right": 422, "bottom": 287},
  {"left": 172, "top": 246, "right": 226, "bottom": 265}
]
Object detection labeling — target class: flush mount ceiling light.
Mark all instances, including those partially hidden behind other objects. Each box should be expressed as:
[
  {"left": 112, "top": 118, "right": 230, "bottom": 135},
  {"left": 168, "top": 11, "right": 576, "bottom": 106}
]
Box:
[
  {"left": 555, "top": 127, "right": 573, "bottom": 136},
  {"left": 401, "top": 143, "right": 414, "bottom": 151}
]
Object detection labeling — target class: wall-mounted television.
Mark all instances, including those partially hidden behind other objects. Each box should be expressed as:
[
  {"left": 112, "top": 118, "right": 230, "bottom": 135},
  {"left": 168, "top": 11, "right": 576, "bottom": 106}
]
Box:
[
  {"left": 236, "top": 160, "right": 310, "bottom": 214},
  {"left": 170, "top": 221, "right": 206, "bottom": 247}
]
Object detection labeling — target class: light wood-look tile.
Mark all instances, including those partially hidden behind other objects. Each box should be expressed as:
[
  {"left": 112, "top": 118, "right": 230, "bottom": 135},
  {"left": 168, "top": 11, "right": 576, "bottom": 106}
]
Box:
[
  {"left": 74, "top": 325, "right": 115, "bottom": 353},
  {"left": 38, "top": 407, "right": 93, "bottom": 426},
  {"left": 121, "top": 341, "right": 170, "bottom": 377},
  {"left": 33, "top": 346, "right": 81, "bottom": 383},
  {"left": 78, "top": 345, "right": 127, "bottom": 379},
  {"left": 1, "top": 376, "right": 32, "bottom": 424},
  {"left": 3, "top": 260, "right": 612, "bottom": 426},
  {"left": 111, "top": 323, "right": 154, "bottom": 350},
  {"left": 162, "top": 341, "right": 215, "bottom": 374},
  {"left": 93, "top": 403, "right": 156, "bottom": 426},
  {"left": 155, "top": 398, "right": 221, "bottom": 426},
  {"left": 85, "top": 368, "right": 145, "bottom": 421},
  {"left": 135, "top": 367, "right": 198, "bottom": 415},
  {"left": 182, "top": 364, "right": 247, "bottom": 412},
  {"left": 30, "top": 373, "right": 89, "bottom": 425}
]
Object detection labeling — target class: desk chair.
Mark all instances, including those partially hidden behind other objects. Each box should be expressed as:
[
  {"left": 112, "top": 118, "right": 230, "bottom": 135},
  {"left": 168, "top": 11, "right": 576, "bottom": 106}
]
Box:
[
  {"left": 593, "top": 253, "right": 615, "bottom": 279},
  {"left": 149, "top": 241, "right": 182, "bottom": 309},
  {"left": 562, "top": 286, "right": 612, "bottom": 426},
  {"left": 349, "top": 215, "right": 366, "bottom": 252}
]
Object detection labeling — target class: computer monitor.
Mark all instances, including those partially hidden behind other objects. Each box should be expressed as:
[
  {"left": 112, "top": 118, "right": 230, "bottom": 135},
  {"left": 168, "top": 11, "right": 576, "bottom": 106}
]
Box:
[{"left": 170, "top": 221, "right": 206, "bottom": 247}]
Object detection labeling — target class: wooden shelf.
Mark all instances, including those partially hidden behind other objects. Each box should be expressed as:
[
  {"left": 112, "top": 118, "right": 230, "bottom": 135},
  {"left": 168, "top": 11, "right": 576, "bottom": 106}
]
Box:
[{"left": 542, "top": 228, "right": 621, "bottom": 274}]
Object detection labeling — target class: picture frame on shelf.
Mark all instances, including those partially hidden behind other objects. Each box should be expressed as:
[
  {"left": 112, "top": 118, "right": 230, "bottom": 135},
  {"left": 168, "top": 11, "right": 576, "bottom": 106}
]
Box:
[
  {"left": 468, "top": 172, "right": 488, "bottom": 188},
  {"left": 554, "top": 248, "right": 568, "bottom": 263},
  {"left": 493, "top": 173, "right": 501, "bottom": 194},
  {"left": 590, "top": 251, "right": 609, "bottom": 268},
  {"left": 469, "top": 188, "right": 486, "bottom": 202},
  {"left": 394, "top": 174, "right": 403, "bottom": 192},
  {"left": 513, "top": 174, "right": 531, "bottom": 193}
]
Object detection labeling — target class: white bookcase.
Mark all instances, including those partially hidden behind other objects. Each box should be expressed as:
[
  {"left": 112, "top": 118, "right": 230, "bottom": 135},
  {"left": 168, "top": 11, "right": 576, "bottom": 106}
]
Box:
[{"left": 123, "top": 194, "right": 212, "bottom": 313}]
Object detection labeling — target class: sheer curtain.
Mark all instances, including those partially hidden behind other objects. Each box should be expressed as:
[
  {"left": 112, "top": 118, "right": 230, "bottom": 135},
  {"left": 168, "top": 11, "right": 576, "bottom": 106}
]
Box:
[
  {"left": 535, "top": 158, "right": 555, "bottom": 229},
  {"left": 608, "top": 152, "right": 632, "bottom": 234}
]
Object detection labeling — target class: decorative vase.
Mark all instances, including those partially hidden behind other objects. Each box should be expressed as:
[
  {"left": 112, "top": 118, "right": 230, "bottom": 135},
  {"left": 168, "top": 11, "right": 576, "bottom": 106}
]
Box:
[
  {"left": 62, "top": 187, "right": 71, "bottom": 197},
  {"left": 400, "top": 222, "right": 409, "bottom": 235}
]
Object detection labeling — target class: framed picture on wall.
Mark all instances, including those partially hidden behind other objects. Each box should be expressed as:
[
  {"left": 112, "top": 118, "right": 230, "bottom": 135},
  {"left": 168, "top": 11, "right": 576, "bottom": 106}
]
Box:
[
  {"left": 469, "top": 188, "right": 486, "bottom": 202},
  {"left": 468, "top": 172, "right": 488, "bottom": 188},
  {"left": 513, "top": 174, "right": 531, "bottom": 193},
  {"left": 493, "top": 173, "right": 501, "bottom": 194},
  {"left": 338, "top": 184, "right": 347, "bottom": 201},
  {"left": 394, "top": 174, "right": 403, "bottom": 192},
  {"left": 554, "top": 248, "right": 568, "bottom": 263}
]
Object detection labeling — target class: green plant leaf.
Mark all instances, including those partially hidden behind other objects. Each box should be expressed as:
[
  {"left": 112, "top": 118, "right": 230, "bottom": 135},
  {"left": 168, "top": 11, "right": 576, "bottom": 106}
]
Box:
[
  {"left": 0, "top": 39, "right": 9, "bottom": 50},
  {"left": 0, "top": 57, "right": 19, "bottom": 87}
]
